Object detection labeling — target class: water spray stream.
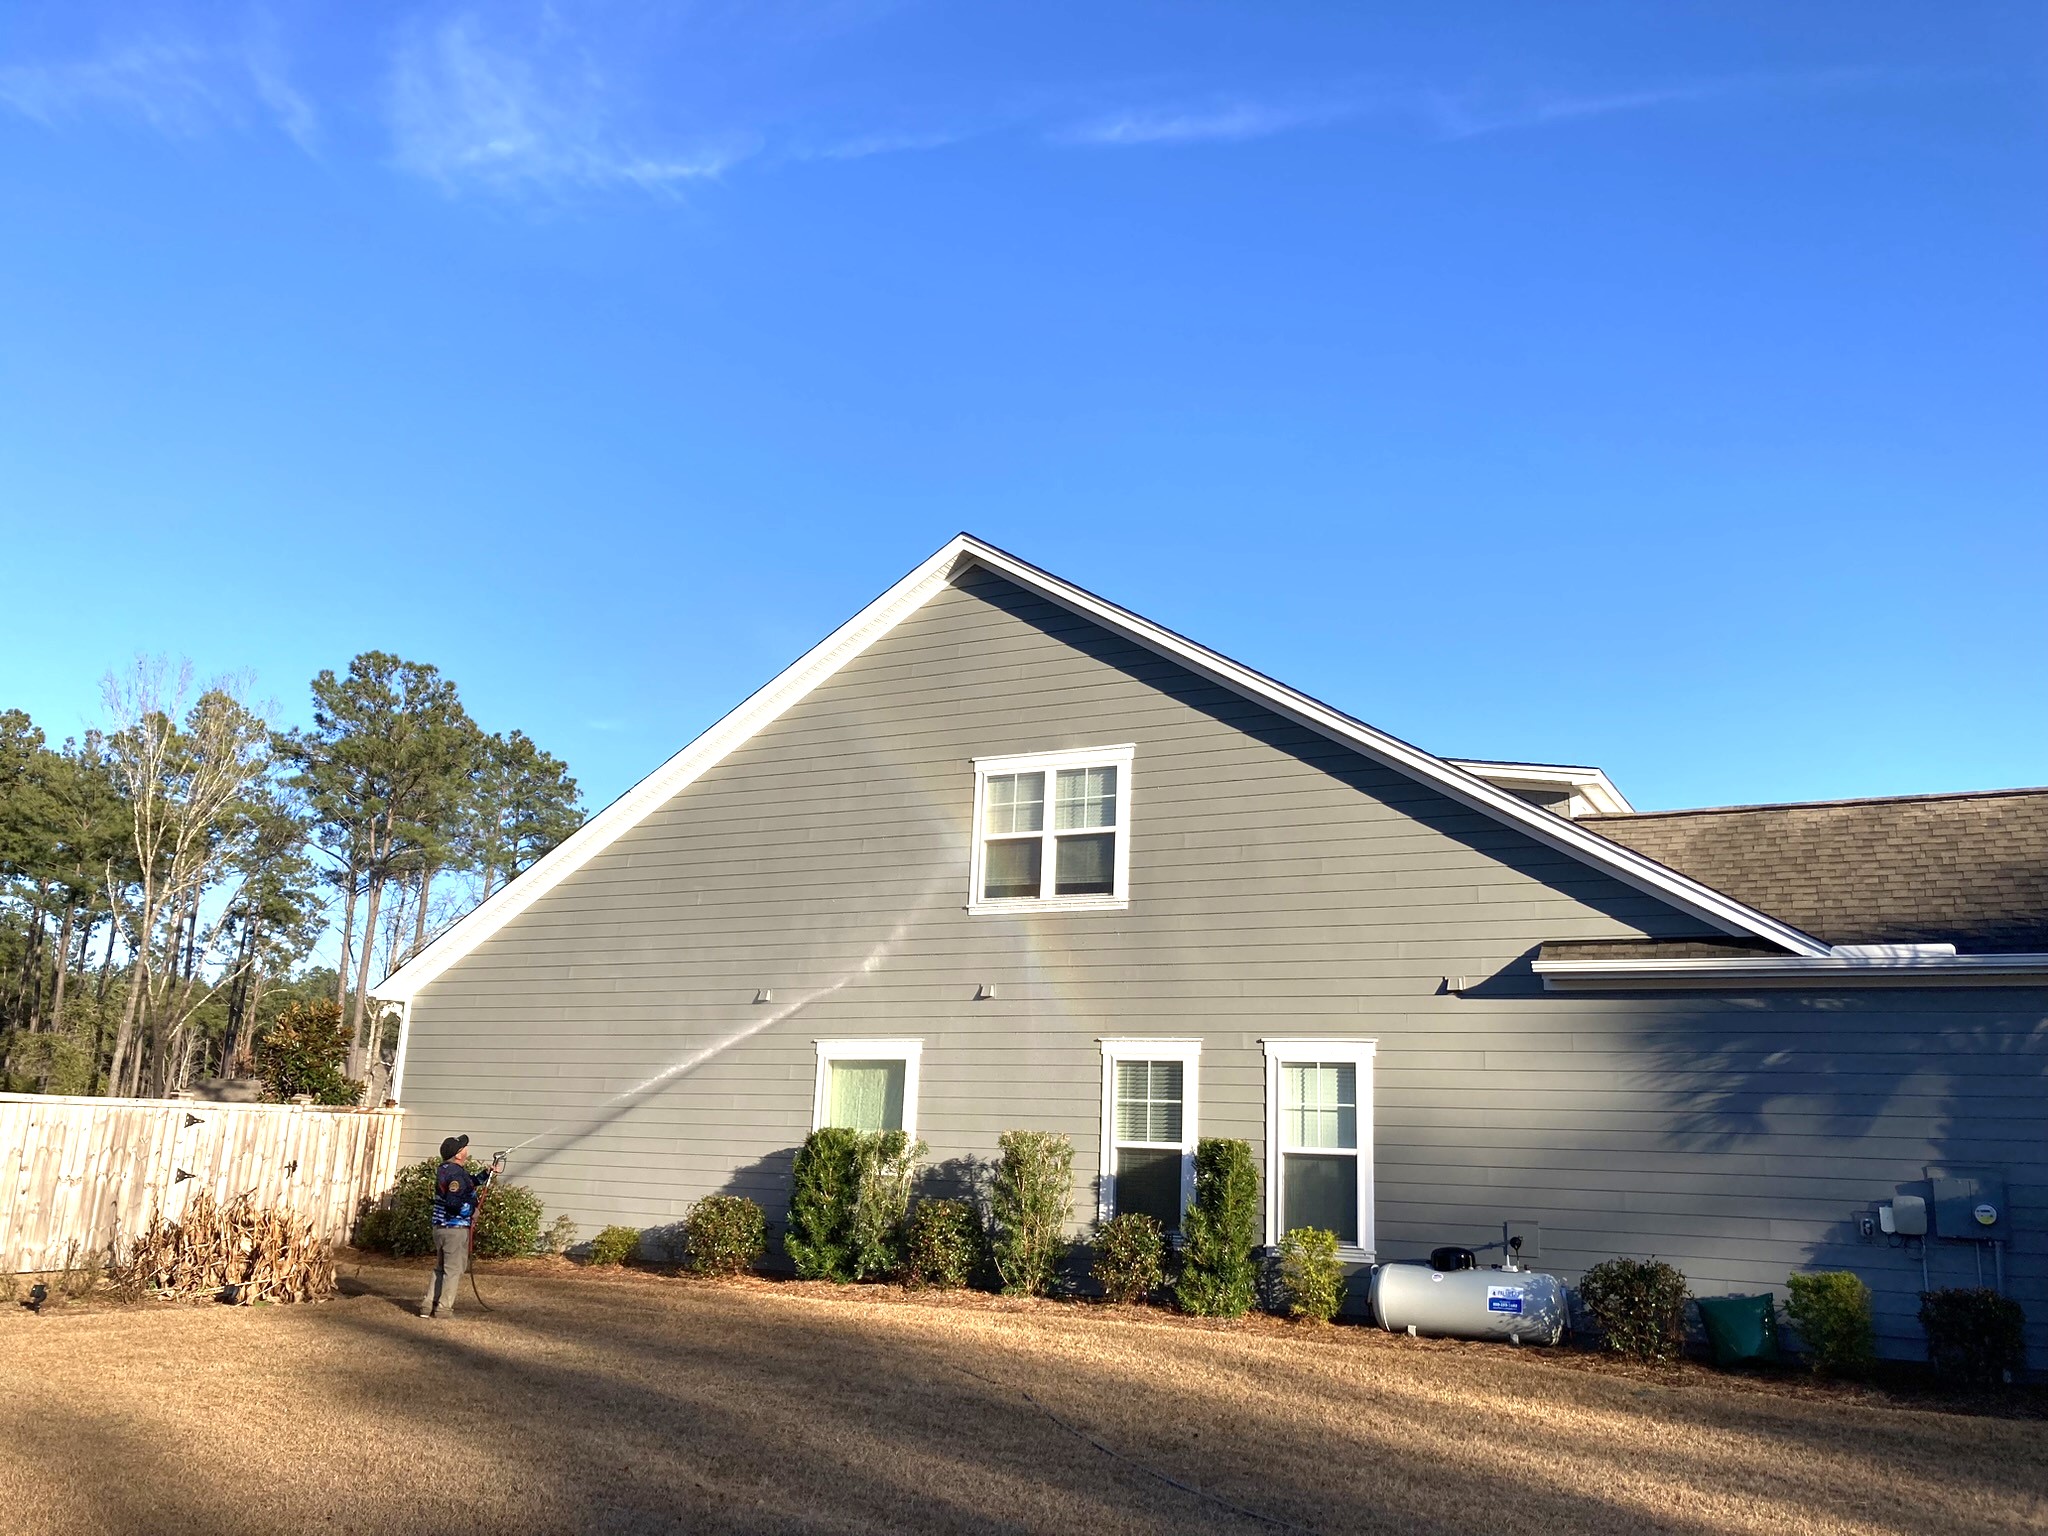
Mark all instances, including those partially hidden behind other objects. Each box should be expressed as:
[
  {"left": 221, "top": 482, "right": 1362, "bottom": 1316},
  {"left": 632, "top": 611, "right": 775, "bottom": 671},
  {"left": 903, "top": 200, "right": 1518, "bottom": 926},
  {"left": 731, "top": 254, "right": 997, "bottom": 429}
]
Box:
[{"left": 497, "top": 895, "right": 937, "bottom": 1170}]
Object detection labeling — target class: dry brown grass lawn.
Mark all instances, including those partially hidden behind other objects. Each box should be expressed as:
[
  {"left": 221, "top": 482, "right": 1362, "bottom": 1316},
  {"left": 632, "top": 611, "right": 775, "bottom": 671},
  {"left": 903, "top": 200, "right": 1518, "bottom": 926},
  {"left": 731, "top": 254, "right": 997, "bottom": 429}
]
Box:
[{"left": 2, "top": 1256, "right": 2043, "bottom": 1536}]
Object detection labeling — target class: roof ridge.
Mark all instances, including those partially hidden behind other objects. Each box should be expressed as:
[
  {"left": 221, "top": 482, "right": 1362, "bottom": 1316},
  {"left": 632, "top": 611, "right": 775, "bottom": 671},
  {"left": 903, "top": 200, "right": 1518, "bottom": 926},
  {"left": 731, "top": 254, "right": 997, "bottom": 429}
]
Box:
[{"left": 1587, "top": 786, "right": 2048, "bottom": 821}]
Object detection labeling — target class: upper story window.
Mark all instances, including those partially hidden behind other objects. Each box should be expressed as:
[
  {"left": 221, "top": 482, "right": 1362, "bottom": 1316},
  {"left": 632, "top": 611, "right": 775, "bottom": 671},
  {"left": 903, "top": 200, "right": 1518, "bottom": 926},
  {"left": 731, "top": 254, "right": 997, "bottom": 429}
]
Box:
[{"left": 970, "top": 746, "right": 1135, "bottom": 913}]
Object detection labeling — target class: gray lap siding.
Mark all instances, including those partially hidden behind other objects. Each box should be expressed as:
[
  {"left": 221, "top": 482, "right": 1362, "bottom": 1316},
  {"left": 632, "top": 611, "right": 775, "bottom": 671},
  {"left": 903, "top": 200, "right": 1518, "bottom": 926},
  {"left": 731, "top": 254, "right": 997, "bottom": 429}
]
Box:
[{"left": 399, "top": 567, "right": 2048, "bottom": 1358}]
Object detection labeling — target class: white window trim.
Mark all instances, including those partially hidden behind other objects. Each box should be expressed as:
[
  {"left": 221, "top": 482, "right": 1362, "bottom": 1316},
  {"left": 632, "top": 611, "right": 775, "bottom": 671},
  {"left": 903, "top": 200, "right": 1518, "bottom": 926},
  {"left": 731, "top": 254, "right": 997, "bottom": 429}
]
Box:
[
  {"left": 1262, "top": 1038, "right": 1376, "bottom": 1262},
  {"left": 969, "top": 744, "right": 1136, "bottom": 914},
  {"left": 1097, "top": 1038, "right": 1200, "bottom": 1228},
  {"left": 812, "top": 1038, "right": 924, "bottom": 1140}
]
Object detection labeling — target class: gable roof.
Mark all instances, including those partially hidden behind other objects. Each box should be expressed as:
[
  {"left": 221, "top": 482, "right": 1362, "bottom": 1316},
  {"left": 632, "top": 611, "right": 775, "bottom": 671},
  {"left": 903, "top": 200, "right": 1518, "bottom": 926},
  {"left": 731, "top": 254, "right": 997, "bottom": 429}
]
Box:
[
  {"left": 1581, "top": 788, "right": 2048, "bottom": 952},
  {"left": 373, "top": 534, "right": 1829, "bottom": 1003}
]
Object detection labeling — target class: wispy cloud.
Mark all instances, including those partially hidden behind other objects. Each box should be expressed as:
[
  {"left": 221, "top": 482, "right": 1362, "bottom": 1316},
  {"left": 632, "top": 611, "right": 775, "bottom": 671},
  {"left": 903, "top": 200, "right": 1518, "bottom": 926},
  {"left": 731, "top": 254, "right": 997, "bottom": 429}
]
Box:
[
  {"left": 0, "top": 27, "right": 317, "bottom": 146},
  {"left": 387, "top": 13, "right": 753, "bottom": 198},
  {"left": 1054, "top": 97, "right": 1356, "bottom": 148},
  {"left": 803, "top": 127, "right": 968, "bottom": 162},
  {"left": 1424, "top": 69, "right": 1883, "bottom": 141}
]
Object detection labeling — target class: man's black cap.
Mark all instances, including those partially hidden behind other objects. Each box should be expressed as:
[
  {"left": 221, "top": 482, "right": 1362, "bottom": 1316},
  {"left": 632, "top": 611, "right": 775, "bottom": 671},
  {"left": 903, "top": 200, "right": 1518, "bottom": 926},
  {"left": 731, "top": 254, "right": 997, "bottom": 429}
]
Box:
[{"left": 439, "top": 1134, "right": 470, "bottom": 1161}]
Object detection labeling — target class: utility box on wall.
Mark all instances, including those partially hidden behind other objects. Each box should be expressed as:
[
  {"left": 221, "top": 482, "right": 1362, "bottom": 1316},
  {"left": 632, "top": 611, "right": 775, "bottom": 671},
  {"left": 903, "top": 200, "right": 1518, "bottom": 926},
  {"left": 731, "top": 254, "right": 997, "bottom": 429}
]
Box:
[{"left": 1929, "top": 1172, "right": 2009, "bottom": 1242}]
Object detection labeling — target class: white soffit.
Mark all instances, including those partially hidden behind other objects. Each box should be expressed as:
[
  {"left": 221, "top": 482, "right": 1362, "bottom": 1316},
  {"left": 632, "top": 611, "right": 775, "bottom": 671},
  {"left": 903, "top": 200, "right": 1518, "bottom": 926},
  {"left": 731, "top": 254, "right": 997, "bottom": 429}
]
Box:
[
  {"left": 375, "top": 533, "right": 1827, "bottom": 1001},
  {"left": 1446, "top": 760, "right": 1635, "bottom": 816}
]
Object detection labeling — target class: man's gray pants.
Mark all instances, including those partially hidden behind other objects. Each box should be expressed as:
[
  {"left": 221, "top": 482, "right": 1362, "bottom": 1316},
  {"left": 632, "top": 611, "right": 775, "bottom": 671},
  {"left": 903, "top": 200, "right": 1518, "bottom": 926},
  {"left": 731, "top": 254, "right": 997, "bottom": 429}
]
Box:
[{"left": 421, "top": 1226, "right": 470, "bottom": 1318}]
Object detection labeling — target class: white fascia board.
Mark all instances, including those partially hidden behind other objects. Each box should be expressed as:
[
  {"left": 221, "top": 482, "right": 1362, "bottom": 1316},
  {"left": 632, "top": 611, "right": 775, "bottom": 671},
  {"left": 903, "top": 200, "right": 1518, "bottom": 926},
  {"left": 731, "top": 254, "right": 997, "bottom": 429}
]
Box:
[
  {"left": 377, "top": 531, "right": 1828, "bottom": 1002},
  {"left": 1446, "top": 760, "right": 1635, "bottom": 815},
  {"left": 958, "top": 541, "right": 1829, "bottom": 956},
  {"left": 1533, "top": 953, "right": 2048, "bottom": 989},
  {"left": 371, "top": 538, "right": 978, "bottom": 1002}
]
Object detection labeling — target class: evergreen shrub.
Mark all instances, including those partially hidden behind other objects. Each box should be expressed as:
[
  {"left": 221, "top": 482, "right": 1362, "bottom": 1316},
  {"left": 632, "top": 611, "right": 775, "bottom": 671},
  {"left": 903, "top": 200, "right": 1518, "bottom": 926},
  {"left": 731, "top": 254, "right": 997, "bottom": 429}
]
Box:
[
  {"left": 1579, "top": 1257, "right": 1691, "bottom": 1362},
  {"left": 1920, "top": 1288, "right": 2027, "bottom": 1386},
  {"left": 684, "top": 1195, "right": 768, "bottom": 1276},
  {"left": 1279, "top": 1227, "right": 1345, "bottom": 1323},
  {"left": 1784, "top": 1270, "right": 1875, "bottom": 1376},
  {"left": 990, "top": 1130, "right": 1074, "bottom": 1297},
  {"left": 1091, "top": 1213, "right": 1164, "bottom": 1304},
  {"left": 1176, "top": 1138, "right": 1261, "bottom": 1317},
  {"left": 851, "top": 1130, "right": 926, "bottom": 1281},
  {"left": 901, "top": 1198, "right": 984, "bottom": 1289},
  {"left": 355, "top": 1158, "right": 545, "bottom": 1258},
  {"left": 587, "top": 1225, "right": 642, "bottom": 1266},
  {"left": 786, "top": 1128, "right": 927, "bottom": 1281},
  {"left": 786, "top": 1127, "right": 864, "bottom": 1281},
  {"left": 473, "top": 1181, "right": 545, "bottom": 1259}
]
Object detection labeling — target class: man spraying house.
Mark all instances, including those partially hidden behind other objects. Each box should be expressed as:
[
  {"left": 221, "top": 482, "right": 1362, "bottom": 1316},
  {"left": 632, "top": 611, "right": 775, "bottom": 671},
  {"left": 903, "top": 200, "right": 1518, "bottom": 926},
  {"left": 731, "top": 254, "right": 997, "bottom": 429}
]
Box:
[{"left": 420, "top": 1134, "right": 500, "bottom": 1319}]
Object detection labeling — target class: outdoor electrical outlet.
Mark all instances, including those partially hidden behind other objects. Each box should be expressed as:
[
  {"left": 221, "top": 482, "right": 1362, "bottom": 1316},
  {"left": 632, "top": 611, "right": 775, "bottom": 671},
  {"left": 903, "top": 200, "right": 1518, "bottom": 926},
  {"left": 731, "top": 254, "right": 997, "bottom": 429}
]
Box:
[{"left": 1857, "top": 1213, "right": 1876, "bottom": 1241}]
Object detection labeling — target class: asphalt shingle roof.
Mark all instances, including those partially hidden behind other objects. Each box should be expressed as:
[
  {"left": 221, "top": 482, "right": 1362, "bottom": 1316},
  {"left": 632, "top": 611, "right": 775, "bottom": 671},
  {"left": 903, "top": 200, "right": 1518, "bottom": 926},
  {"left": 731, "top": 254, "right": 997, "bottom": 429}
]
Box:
[{"left": 1578, "top": 788, "right": 2048, "bottom": 953}]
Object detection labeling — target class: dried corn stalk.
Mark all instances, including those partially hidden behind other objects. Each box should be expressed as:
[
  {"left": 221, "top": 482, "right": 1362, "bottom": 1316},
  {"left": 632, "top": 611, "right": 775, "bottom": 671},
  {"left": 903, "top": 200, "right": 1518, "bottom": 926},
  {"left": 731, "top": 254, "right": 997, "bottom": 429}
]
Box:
[{"left": 116, "top": 1192, "right": 336, "bottom": 1304}]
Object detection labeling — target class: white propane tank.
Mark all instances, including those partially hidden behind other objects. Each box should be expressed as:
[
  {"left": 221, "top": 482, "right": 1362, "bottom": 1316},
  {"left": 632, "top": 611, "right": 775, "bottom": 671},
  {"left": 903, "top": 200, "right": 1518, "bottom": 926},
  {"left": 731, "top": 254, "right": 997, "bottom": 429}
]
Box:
[{"left": 1370, "top": 1262, "right": 1566, "bottom": 1345}]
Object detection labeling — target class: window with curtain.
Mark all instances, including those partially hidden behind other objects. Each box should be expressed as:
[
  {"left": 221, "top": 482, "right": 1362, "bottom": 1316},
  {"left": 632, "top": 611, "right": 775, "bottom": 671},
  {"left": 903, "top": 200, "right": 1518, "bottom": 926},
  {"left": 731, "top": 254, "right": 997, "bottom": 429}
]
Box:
[
  {"left": 1111, "top": 1058, "right": 1186, "bottom": 1230},
  {"left": 825, "top": 1059, "right": 906, "bottom": 1133},
  {"left": 973, "top": 748, "right": 1133, "bottom": 908},
  {"left": 1276, "top": 1061, "right": 1359, "bottom": 1246}
]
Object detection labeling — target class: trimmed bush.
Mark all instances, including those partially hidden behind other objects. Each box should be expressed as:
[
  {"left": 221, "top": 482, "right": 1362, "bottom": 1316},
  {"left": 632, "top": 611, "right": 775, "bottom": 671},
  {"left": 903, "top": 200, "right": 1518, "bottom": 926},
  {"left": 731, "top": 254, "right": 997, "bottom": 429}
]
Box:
[
  {"left": 539, "top": 1214, "right": 579, "bottom": 1257},
  {"left": 1920, "top": 1287, "right": 2027, "bottom": 1386},
  {"left": 361, "top": 1158, "right": 545, "bottom": 1259},
  {"left": 587, "top": 1225, "right": 642, "bottom": 1266},
  {"left": 851, "top": 1131, "right": 926, "bottom": 1281},
  {"left": 1579, "top": 1257, "right": 1691, "bottom": 1361},
  {"left": 350, "top": 1200, "right": 394, "bottom": 1253},
  {"left": 473, "top": 1181, "right": 545, "bottom": 1260},
  {"left": 373, "top": 1158, "right": 440, "bottom": 1257},
  {"left": 684, "top": 1195, "right": 768, "bottom": 1277},
  {"left": 990, "top": 1130, "right": 1074, "bottom": 1297},
  {"left": 786, "top": 1127, "right": 864, "bottom": 1280},
  {"left": 1784, "top": 1270, "right": 1875, "bottom": 1376},
  {"left": 1092, "top": 1213, "right": 1165, "bottom": 1304},
  {"left": 785, "top": 1128, "right": 927, "bottom": 1282},
  {"left": 901, "top": 1198, "right": 985, "bottom": 1289},
  {"left": 1176, "top": 1138, "right": 1261, "bottom": 1318},
  {"left": 1279, "top": 1227, "right": 1345, "bottom": 1323}
]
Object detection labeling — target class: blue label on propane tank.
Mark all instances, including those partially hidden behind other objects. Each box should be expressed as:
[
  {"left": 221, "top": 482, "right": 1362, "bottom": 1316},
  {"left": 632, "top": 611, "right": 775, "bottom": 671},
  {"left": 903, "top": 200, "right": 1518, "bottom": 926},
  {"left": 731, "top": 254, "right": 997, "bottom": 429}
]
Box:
[{"left": 1487, "top": 1287, "right": 1525, "bottom": 1314}]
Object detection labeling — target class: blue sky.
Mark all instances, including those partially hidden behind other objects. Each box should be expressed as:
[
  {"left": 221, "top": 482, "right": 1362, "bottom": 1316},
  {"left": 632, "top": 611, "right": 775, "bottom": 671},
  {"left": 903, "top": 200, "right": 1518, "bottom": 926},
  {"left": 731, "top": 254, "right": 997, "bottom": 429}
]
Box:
[{"left": 2, "top": 1, "right": 2043, "bottom": 825}]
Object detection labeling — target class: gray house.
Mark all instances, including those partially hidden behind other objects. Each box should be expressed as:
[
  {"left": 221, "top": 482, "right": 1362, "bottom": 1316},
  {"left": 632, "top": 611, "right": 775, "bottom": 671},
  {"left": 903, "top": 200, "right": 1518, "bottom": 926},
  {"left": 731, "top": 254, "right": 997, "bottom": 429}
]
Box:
[{"left": 376, "top": 535, "right": 2047, "bottom": 1358}]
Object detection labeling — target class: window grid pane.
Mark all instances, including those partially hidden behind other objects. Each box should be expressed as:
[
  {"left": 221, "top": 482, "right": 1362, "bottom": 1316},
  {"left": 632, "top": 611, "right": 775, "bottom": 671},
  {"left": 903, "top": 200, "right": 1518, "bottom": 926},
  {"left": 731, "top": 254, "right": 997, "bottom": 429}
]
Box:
[
  {"left": 1054, "top": 765, "right": 1118, "bottom": 830},
  {"left": 984, "top": 772, "right": 1045, "bottom": 835},
  {"left": 1281, "top": 1063, "right": 1357, "bottom": 1150},
  {"left": 1114, "top": 1059, "right": 1184, "bottom": 1144}
]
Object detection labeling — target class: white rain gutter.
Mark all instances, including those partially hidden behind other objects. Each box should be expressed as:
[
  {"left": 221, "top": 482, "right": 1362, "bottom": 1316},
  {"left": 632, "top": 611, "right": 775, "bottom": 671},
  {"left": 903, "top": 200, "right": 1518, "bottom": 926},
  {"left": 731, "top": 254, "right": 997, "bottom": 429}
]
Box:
[{"left": 1534, "top": 946, "right": 2048, "bottom": 990}]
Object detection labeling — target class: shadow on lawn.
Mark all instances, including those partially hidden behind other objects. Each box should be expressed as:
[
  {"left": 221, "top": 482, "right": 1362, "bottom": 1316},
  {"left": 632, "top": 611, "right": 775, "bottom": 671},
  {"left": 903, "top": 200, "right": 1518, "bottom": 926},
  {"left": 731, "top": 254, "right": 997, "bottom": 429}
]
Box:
[{"left": 25, "top": 1266, "right": 2039, "bottom": 1536}]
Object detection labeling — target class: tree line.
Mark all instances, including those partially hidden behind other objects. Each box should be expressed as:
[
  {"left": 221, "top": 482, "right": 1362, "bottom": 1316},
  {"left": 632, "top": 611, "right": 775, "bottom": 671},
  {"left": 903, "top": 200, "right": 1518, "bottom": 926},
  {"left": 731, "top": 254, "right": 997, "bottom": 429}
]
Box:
[{"left": 0, "top": 652, "right": 581, "bottom": 1102}]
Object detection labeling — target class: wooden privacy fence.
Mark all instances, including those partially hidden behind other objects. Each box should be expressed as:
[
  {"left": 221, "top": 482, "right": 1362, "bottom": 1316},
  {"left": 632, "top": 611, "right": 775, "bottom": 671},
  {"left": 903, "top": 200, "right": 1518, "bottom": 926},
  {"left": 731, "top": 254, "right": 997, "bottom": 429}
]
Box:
[{"left": 0, "top": 1094, "right": 408, "bottom": 1273}]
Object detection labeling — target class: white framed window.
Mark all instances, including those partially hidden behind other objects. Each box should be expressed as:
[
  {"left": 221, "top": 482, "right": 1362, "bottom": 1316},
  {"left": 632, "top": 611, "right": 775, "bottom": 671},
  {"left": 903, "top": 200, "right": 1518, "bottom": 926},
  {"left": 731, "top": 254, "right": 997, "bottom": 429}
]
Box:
[
  {"left": 1262, "top": 1039, "right": 1375, "bottom": 1260},
  {"left": 1098, "top": 1038, "right": 1200, "bottom": 1231},
  {"left": 970, "top": 745, "right": 1135, "bottom": 913},
  {"left": 813, "top": 1039, "right": 923, "bottom": 1139}
]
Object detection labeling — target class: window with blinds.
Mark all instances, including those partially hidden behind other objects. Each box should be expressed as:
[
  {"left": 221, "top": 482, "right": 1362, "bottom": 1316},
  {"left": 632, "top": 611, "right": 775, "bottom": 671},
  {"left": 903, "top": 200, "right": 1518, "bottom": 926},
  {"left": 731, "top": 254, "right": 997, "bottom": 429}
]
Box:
[
  {"left": 972, "top": 748, "right": 1133, "bottom": 909},
  {"left": 1106, "top": 1051, "right": 1192, "bottom": 1231},
  {"left": 1272, "top": 1055, "right": 1366, "bottom": 1248}
]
